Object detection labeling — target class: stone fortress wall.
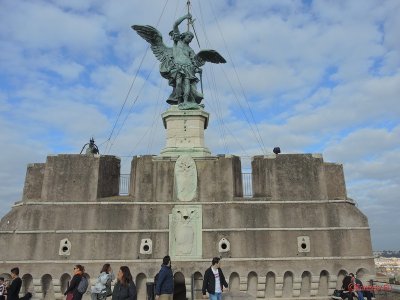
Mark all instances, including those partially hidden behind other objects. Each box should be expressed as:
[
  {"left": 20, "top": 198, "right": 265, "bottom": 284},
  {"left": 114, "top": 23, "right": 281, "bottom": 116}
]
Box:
[{"left": 0, "top": 153, "right": 375, "bottom": 299}]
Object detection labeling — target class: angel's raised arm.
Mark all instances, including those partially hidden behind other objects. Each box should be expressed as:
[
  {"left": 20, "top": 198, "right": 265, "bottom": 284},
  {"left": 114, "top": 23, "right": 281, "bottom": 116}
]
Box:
[{"left": 173, "top": 13, "right": 192, "bottom": 35}]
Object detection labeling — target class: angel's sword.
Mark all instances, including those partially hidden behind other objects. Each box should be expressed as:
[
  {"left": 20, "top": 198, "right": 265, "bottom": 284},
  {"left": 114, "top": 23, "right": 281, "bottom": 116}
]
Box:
[
  {"left": 188, "top": 18, "right": 203, "bottom": 94},
  {"left": 189, "top": 18, "right": 201, "bottom": 48},
  {"left": 199, "top": 70, "right": 203, "bottom": 95}
]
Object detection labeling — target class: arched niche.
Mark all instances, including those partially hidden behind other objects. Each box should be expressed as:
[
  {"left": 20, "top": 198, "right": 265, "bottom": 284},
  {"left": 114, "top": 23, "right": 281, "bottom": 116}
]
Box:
[
  {"left": 41, "top": 274, "right": 54, "bottom": 300},
  {"left": 265, "top": 272, "right": 275, "bottom": 297},
  {"left": 336, "top": 270, "right": 347, "bottom": 289},
  {"left": 21, "top": 274, "right": 33, "bottom": 294},
  {"left": 282, "top": 271, "right": 293, "bottom": 298},
  {"left": 173, "top": 272, "right": 186, "bottom": 300},
  {"left": 193, "top": 271, "right": 203, "bottom": 299},
  {"left": 0, "top": 273, "right": 11, "bottom": 281},
  {"left": 300, "top": 271, "right": 311, "bottom": 297},
  {"left": 60, "top": 273, "right": 71, "bottom": 294},
  {"left": 229, "top": 272, "right": 240, "bottom": 292},
  {"left": 247, "top": 272, "right": 258, "bottom": 297},
  {"left": 136, "top": 273, "right": 147, "bottom": 299},
  {"left": 356, "top": 268, "right": 369, "bottom": 279},
  {"left": 317, "top": 270, "right": 329, "bottom": 296}
]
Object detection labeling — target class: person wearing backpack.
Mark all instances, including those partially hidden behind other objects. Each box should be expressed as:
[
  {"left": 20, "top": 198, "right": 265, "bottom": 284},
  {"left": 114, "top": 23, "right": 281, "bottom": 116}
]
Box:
[
  {"left": 111, "top": 266, "right": 137, "bottom": 300},
  {"left": 91, "top": 264, "right": 115, "bottom": 300},
  {"left": 64, "top": 264, "right": 86, "bottom": 300}
]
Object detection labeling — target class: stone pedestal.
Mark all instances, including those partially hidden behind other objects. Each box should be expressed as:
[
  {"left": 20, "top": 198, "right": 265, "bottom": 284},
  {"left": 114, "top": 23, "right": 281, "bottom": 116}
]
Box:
[{"left": 160, "top": 106, "right": 211, "bottom": 157}]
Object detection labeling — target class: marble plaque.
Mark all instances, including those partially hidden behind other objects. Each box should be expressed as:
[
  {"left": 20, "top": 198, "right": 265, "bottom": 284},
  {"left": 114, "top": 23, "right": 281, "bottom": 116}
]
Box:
[{"left": 174, "top": 154, "right": 197, "bottom": 201}]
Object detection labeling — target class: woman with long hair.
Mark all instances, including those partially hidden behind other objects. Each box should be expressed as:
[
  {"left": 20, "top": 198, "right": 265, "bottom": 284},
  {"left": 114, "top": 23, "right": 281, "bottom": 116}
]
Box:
[
  {"left": 64, "top": 265, "right": 85, "bottom": 300},
  {"left": 111, "top": 266, "right": 136, "bottom": 300},
  {"left": 91, "top": 264, "right": 115, "bottom": 300}
]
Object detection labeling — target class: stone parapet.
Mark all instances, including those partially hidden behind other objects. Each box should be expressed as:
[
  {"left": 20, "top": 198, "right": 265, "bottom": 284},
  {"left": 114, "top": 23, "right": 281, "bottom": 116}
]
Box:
[
  {"left": 22, "top": 163, "right": 45, "bottom": 201},
  {"left": 252, "top": 154, "right": 347, "bottom": 200},
  {"left": 130, "top": 155, "right": 243, "bottom": 201},
  {"left": 20, "top": 154, "right": 121, "bottom": 202}
]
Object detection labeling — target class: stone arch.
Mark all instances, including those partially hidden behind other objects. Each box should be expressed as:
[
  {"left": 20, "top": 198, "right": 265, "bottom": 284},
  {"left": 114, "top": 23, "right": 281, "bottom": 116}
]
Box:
[
  {"left": 173, "top": 272, "right": 186, "bottom": 300},
  {"left": 336, "top": 269, "right": 347, "bottom": 289},
  {"left": 282, "top": 271, "right": 293, "bottom": 298},
  {"left": 21, "top": 274, "right": 33, "bottom": 294},
  {"left": 41, "top": 274, "right": 54, "bottom": 300},
  {"left": 265, "top": 272, "right": 275, "bottom": 297},
  {"left": 0, "top": 273, "right": 11, "bottom": 281},
  {"left": 193, "top": 271, "right": 203, "bottom": 299},
  {"left": 317, "top": 270, "right": 329, "bottom": 296},
  {"left": 136, "top": 273, "right": 147, "bottom": 299},
  {"left": 229, "top": 272, "right": 240, "bottom": 292},
  {"left": 300, "top": 271, "right": 311, "bottom": 297},
  {"left": 356, "top": 268, "right": 369, "bottom": 279},
  {"left": 247, "top": 272, "right": 258, "bottom": 297},
  {"left": 60, "top": 273, "right": 71, "bottom": 294}
]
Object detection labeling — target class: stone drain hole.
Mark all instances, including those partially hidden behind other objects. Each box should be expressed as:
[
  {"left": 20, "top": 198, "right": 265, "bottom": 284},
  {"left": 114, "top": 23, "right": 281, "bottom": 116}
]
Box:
[{"left": 140, "top": 239, "right": 153, "bottom": 254}]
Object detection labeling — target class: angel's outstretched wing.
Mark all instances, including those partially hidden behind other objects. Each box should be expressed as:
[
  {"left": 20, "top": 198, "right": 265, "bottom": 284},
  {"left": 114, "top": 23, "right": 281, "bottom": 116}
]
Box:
[
  {"left": 194, "top": 49, "right": 226, "bottom": 67},
  {"left": 132, "top": 25, "right": 174, "bottom": 77}
]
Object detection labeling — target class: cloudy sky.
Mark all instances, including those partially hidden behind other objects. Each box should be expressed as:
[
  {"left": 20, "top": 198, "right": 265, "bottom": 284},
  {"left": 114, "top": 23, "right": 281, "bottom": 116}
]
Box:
[{"left": 0, "top": 0, "right": 399, "bottom": 250}]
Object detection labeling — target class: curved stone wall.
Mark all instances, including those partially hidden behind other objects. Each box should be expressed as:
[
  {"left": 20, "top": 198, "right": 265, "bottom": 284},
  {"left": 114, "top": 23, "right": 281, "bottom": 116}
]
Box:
[{"left": 10, "top": 267, "right": 372, "bottom": 299}]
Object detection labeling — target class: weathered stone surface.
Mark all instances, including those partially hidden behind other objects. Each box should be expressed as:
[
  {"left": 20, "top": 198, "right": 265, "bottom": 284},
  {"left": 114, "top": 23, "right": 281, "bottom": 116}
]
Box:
[
  {"left": 252, "top": 154, "right": 347, "bottom": 200},
  {"left": 40, "top": 154, "right": 120, "bottom": 201},
  {"left": 324, "top": 162, "right": 347, "bottom": 200},
  {"left": 22, "top": 163, "right": 45, "bottom": 200},
  {"left": 169, "top": 204, "right": 202, "bottom": 259},
  {"left": 130, "top": 155, "right": 242, "bottom": 201},
  {"left": 130, "top": 155, "right": 175, "bottom": 201},
  {"left": 0, "top": 201, "right": 372, "bottom": 260},
  {"left": 222, "top": 292, "right": 255, "bottom": 299},
  {"left": 175, "top": 154, "right": 197, "bottom": 202},
  {"left": 0, "top": 153, "right": 374, "bottom": 300},
  {"left": 160, "top": 106, "right": 211, "bottom": 157}
]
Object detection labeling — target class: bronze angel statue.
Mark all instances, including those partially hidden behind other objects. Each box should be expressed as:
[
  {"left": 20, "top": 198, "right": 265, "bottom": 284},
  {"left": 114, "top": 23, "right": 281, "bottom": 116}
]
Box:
[{"left": 132, "top": 13, "right": 226, "bottom": 109}]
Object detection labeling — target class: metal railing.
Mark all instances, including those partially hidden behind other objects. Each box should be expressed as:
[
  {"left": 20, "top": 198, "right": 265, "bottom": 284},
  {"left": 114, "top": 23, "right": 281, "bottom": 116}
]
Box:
[
  {"left": 119, "top": 173, "right": 253, "bottom": 197},
  {"left": 119, "top": 174, "right": 130, "bottom": 195},
  {"left": 242, "top": 172, "right": 253, "bottom": 197}
]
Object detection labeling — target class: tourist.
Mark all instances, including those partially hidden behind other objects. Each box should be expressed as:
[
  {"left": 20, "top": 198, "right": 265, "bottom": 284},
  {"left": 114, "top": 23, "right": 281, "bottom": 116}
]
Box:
[
  {"left": 64, "top": 264, "right": 85, "bottom": 300},
  {"left": 0, "top": 277, "right": 6, "bottom": 300},
  {"left": 111, "top": 266, "right": 137, "bottom": 300},
  {"left": 6, "top": 267, "right": 22, "bottom": 300},
  {"left": 341, "top": 273, "right": 354, "bottom": 300},
  {"left": 202, "top": 257, "right": 228, "bottom": 300},
  {"left": 91, "top": 263, "right": 115, "bottom": 300},
  {"left": 350, "top": 273, "right": 372, "bottom": 300},
  {"left": 155, "top": 255, "right": 174, "bottom": 300}
]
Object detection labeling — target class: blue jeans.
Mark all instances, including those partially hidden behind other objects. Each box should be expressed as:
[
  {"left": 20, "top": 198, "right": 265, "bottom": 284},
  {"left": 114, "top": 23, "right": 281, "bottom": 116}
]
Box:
[{"left": 209, "top": 292, "right": 222, "bottom": 300}]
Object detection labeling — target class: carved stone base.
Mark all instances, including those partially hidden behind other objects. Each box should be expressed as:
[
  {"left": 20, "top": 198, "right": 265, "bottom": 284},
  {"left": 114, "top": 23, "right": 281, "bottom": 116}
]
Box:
[{"left": 160, "top": 105, "right": 211, "bottom": 157}]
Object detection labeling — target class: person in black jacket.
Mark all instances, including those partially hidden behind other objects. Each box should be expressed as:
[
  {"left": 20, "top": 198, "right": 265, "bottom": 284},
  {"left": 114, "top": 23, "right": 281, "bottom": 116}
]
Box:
[
  {"left": 341, "top": 274, "right": 354, "bottom": 300},
  {"left": 155, "top": 256, "right": 174, "bottom": 300},
  {"left": 64, "top": 264, "right": 85, "bottom": 300},
  {"left": 202, "top": 257, "right": 228, "bottom": 300},
  {"left": 6, "top": 267, "right": 22, "bottom": 300},
  {"left": 112, "top": 266, "right": 137, "bottom": 300}
]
